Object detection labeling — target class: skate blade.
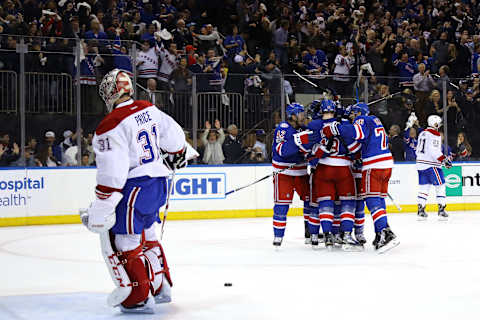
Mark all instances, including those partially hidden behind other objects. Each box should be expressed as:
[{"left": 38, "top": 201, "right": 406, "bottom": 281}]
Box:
[
  {"left": 342, "top": 244, "right": 364, "bottom": 252},
  {"left": 417, "top": 216, "right": 427, "bottom": 221},
  {"left": 154, "top": 295, "right": 172, "bottom": 304},
  {"left": 305, "top": 238, "right": 312, "bottom": 245},
  {"left": 311, "top": 244, "right": 320, "bottom": 250},
  {"left": 120, "top": 301, "right": 155, "bottom": 314},
  {"left": 377, "top": 239, "right": 400, "bottom": 254},
  {"left": 438, "top": 216, "right": 449, "bottom": 222},
  {"left": 325, "top": 245, "right": 334, "bottom": 252}
]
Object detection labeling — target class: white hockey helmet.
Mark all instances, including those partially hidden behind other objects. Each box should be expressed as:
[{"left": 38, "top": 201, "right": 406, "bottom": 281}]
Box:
[
  {"left": 427, "top": 115, "right": 442, "bottom": 129},
  {"left": 99, "top": 69, "right": 134, "bottom": 112}
]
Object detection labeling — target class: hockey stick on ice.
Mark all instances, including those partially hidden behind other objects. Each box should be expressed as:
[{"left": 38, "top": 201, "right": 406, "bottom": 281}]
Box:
[
  {"left": 160, "top": 169, "right": 176, "bottom": 240},
  {"left": 387, "top": 192, "right": 402, "bottom": 211},
  {"left": 225, "top": 160, "right": 310, "bottom": 196}
]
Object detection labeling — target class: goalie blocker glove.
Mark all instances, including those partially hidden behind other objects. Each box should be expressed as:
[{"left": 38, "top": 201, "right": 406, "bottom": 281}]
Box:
[{"left": 162, "top": 147, "right": 188, "bottom": 171}]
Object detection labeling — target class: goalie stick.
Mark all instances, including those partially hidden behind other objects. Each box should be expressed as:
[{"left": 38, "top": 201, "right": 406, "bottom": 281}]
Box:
[{"left": 160, "top": 169, "right": 175, "bottom": 240}]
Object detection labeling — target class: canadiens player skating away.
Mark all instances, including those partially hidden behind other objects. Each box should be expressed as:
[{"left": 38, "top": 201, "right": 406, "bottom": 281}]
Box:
[
  {"left": 271, "top": 103, "right": 318, "bottom": 247},
  {"left": 416, "top": 115, "right": 452, "bottom": 221},
  {"left": 322, "top": 102, "right": 399, "bottom": 253},
  {"left": 79, "top": 69, "right": 188, "bottom": 314}
]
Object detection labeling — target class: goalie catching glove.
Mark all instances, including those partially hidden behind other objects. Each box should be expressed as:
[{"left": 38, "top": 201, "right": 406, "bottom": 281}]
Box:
[{"left": 162, "top": 147, "right": 188, "bottom": 171}]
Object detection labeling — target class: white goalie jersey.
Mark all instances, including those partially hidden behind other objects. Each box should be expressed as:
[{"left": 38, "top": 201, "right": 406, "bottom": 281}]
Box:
[
  {"left": 93, "top": 98, "right": 186, "bottom": 192},
  {"left": 416, "top": 128, "right": 444, "bottom": 170}
]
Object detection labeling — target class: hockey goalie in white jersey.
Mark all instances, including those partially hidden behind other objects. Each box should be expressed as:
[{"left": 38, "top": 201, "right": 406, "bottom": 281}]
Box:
[
  {"left": 416, "top": 115, "right": 452, "bottom": 221},
  {"left": 80, "top": 69, "right": 188, "bottom": 314}
]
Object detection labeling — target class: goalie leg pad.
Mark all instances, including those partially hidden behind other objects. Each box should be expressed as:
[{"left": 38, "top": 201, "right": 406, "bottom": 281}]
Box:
[
  {"left": 100, "top": 232, "right": 132, "bottom": 307},
  {"left": 144, "top": 241, "right": 173, "bottom": 295},
  {"left": 143, "top": 224, "right": 173, "bottom": 296},
  {"left": 115, "top": 234, "right": 151, "bottom": 308}
]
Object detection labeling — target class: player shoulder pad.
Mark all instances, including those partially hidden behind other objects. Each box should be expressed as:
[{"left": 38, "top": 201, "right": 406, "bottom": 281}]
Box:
[
  {"left": 96, "top": 100, "right": 153, "bottom": 135},
  {"left": 425, "top": 128, "right": 440, "bottom": 136}
]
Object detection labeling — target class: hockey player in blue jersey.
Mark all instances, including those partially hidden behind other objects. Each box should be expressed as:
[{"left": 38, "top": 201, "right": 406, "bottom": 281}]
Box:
[
  {"left": 271, "top": 103, "right": 319, "bottom": 247},
  {"left": 295, "top": 99, "right": 362, "bottom": 251},
  {"left": 322, "top": 102, "right": 400, "bottom": 253}
]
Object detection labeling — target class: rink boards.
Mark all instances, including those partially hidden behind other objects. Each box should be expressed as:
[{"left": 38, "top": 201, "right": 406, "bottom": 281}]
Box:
[{"left": 0, "top": 163, "right": 480, "bottom": 226}]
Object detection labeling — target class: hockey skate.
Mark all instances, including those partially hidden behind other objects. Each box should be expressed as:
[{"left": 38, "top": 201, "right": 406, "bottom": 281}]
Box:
[
  {"left": 354, "top": 232, "right": 367, "bottom": 245},
  {"left": 273, "top": 236, "right": 283, "bottom": 247},
  {"left": 438, "top": 205, "right": 448, "bottom": 221},
  {"left": 417, "top": 204, "right": 427, "bottom": 221},
  {"left": 342, "top": 232, "right": 364, "bottom": 252},
  {"left": 374, "top": 227, "right": 400, "bottom": 254},
  {"left": 318, "top": 233, "right": 325, "bottom": 243},
  {"left": 333, "top": 233, "right": 343, "bottom": 247},
  {"left": 119, "top": 297, "right": 155, "bottom": 314},
  {"left": 324, "top": 232, "right": 334, "bottom": 251},
  {"left": 304, "top": 221, "right": 311, "bottom": 244},
  {"left": 310, "top": 234, "right": 319, "bottom": 249},
  {"left": 154, "top": 281, "right": 172, "bottom": 304}
]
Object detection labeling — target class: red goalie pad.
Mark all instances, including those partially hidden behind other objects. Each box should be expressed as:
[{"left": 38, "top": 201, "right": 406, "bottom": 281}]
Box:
[{"left": 117, "top": 245, "right": 151, "bottom": 307}]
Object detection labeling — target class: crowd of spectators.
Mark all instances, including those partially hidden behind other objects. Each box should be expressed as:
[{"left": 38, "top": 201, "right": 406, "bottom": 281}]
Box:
[
  {"left": 1, "top": 0, "right": 480, "bottom": 163},
  {"left": 0, "top": 129, "right": 96, "bottom": 167}
]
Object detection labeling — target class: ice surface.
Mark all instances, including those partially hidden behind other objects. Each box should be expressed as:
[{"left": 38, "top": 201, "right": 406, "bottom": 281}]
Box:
[{"left": 1, "top": 212, "right": 480, "bottom": 320}]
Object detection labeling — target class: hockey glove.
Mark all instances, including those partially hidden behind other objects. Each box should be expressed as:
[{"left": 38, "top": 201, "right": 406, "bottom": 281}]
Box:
[
  {"left": 293, "top": 130, "right": 321, "bottom": 147},
  {"left": 352, "top": 158, "right": 363, "bottom": 171},
  {"left": 322, "top": 122, "right": 339, "bottom": 139},
  {"left": 162, "top": 147, "right": 188, "bottom": 171},
  {"left": 312, "top": 142, "right": 329, "bottom": 158},
  {"left": 438, "top": 155, "right": 452, "bottom": 169},
  {"left": 442, "top": 158, "right": 452, "bottom": 169}
]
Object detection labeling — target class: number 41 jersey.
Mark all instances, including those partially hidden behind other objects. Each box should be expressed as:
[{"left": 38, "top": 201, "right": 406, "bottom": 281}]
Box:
[
  {"left": 339, "top": 115, "right": 393, "bottom": 170},
  {"left": 93, "top": 99, "right": 185, "bottom": 192},
  {"left": 415, "top": 128, "right": 444, "bottom": 170}
]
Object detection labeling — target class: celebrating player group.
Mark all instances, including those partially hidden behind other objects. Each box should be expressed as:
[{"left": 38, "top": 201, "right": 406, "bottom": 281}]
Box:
[{"left": 271, "top": 92, "right": 447, "bottom": 254}]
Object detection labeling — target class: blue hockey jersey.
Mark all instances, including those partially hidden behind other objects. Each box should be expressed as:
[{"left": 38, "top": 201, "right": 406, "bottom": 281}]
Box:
[
  {"left": 272, "top": 121, "right": 307, "bottom": 176},
  {"left": 307, "top": 118, "right": 359, "bottom": 166},
  {"left": 404, "top": 128, "right": 420, "bottom": 161},
  {"left": 206, "top": 57, "right": 222, "bottom": 87},
  {"left": 303, "top": 50, "right": 328, "bottom": 74},
  {"left": 392, "top": 53, "right": 417, "bottom": 82},
  {"left": 338, "top": 115, "right": 393, "bottom": 170}
]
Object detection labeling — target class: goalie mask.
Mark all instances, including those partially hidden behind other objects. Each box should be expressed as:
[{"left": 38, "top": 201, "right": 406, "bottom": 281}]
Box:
[{"left": 99, "top": 69, "right": 134, "bottom": 112}]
